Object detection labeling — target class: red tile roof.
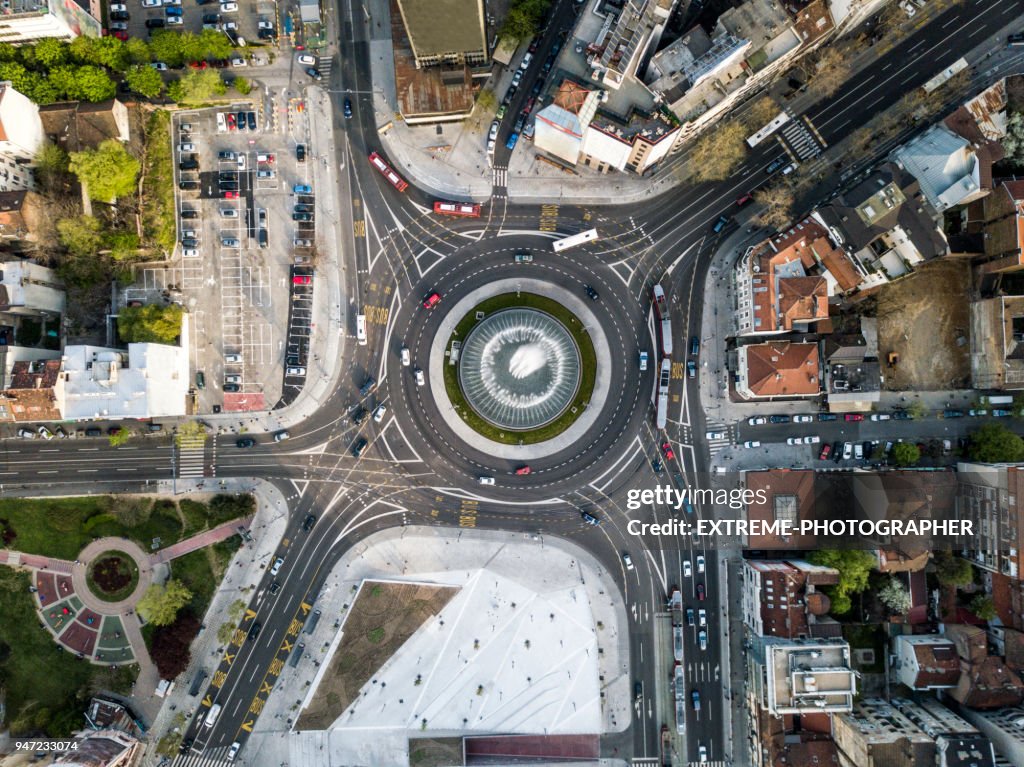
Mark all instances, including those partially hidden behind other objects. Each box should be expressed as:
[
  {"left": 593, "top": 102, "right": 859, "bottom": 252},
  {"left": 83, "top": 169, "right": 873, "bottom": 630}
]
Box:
[{"left": 741, "top": 341, "right": 821, "bottom": 397}]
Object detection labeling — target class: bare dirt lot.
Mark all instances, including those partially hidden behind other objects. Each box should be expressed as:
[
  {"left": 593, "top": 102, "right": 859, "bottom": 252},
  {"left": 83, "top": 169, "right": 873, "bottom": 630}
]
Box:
[
  {"left": 296, "top": 581, "right": 457, "bottom": 730},
  {"left": 876, "top": 260, "right": 972, "bottom": 391}
]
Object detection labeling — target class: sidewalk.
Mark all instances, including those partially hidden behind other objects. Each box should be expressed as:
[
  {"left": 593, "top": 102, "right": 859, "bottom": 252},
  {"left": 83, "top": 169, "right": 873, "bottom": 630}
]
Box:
[
  {"left": 139, "top": 478, "right": 290, "bottom": 763},
  {"left": 148, "top": 515, "right": 253, "bottom": 566}
]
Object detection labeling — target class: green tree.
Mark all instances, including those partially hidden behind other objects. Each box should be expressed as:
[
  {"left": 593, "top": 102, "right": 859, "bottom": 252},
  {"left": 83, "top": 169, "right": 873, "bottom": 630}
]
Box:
[
  {"left": 970, "top": 594, "right": 997, "bottom": 621},
  {"left": 968, "top": 422, "right": 1024, "bottom": 462},
  {"left": 1002, "top": 111, "right": 1024, "bottom": 165},
  {"left": 125, "top": 38, "right": 151, "bottom": 65},
  {"left": 807, "top": 549, "right": 876, "bottom": 612},
  {"left": 905, "top": 400, "right": 928, "bottom": 420},
  {"left": 126, "top": 64, "right": 164, "bottom": 98},
  {"left": 753, "top": 182, "right": 796, "bottom": 229},
  {"left": 933, "top": 550, "right": 974, "bottom": 587},
  {"left": 69, "top": 139, "right": 140, "bottom": 202},
  {"left": 216, "top": 599, "right": 246, "bottom": 644},
  {"left": 57, "top": 215, "right": 104, "bottom": 257},
  {"left": 68, "top": 65, "right": 118, "bottom": 101},
  {"left": 34, "top": 141, "right": 71, "bottom": 193},
  {"left": 689, "top": 119, "right": 747, "bottom": 182},
  {"left": 195, "top": 29, "right": 233, "bottom": 60},
  {"left": 107, "top": 231, "right": 141, "bottom": 262},
  {"left": 108, "top": 428, "right": 131, "bottom": 447},
  {"left": 137, "top": 580, "right": 192, "bottom": 626},
  {"left": 0, "top": 62, "right": 36, "bottom": 100},
  {"left": 34, "top": 38, "right": 69, "bottom": 68},
  {"left": 148, "top": 31, "right": 187, "bottom": 68},
  {"left": 167, "top": 69, "right": 226, "bottom": 104},
  {"left": 117, "top": 303, "right": 183, "bottom": 344},
  {"left": 830, "top": 592, "right": 852, "bottom": 615},
  {"left": 891, "top": 441, "right": 921, "bottom": 467},
  {"left": 0, "top": 43, "right": 17, "bottom": 62},
  {"left": 476, "top": 88, "right": 496, "bottom": 113},
  {"left": 877, "top": 577, "right": 912, "bottom": 614},
  {"left": 175, "top": 420, "right": 207, "bottom": 445},
  {"left": 233, "top": 75, "right": 251, "bottom": 95}
]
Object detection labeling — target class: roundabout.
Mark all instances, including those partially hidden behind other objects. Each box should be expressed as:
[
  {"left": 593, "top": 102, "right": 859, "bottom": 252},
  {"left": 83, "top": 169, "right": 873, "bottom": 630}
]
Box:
[{"left": 387, "top": 232, "right": 652, "bottom": 483}]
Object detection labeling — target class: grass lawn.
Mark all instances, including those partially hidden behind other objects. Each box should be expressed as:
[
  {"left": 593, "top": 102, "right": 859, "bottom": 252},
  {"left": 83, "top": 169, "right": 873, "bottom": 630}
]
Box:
[
  {"left": 442, "top": 294, "right": 596, "bottom": 445},
  {"left": 0, "top": 494, "right": 254, "bottom": 561},
  {"left": 141, "top": 110, "right": 176, "bottom": 254},
  {"left": 0, "top": 567, "right": 137, "bottom": 736},
  {"left": 85, "top": 550, "right": 140, "bottom": 603}
]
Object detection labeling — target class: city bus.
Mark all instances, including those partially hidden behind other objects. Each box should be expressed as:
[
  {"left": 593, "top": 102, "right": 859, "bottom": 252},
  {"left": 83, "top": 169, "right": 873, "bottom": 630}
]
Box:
[
  {"left": 356, "top": 314, "right": 367, "bottom": 346},
  {"left": 368, "top": 152, "right": 409, "bottom": 192},
  {"left": 433, "top": 201, "right": 481, "bottom": 217},
  {"left": 551, "top": 228, "right": 598, "bottom": 252}
]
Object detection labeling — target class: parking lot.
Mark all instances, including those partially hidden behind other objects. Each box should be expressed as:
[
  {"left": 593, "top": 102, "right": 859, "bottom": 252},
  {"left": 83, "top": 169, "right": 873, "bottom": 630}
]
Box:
[
  {"left": 111, "top": 0, "right": 279, "bottom": 64},
  {"left": 124, "top": 103, "right": 319, "bottom": 414}
]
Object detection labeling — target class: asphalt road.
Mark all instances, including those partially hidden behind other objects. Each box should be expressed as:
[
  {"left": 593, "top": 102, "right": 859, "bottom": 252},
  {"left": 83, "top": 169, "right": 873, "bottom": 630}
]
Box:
[{"left": 3, "top": 2, "right": 1023, "bottom": 765}]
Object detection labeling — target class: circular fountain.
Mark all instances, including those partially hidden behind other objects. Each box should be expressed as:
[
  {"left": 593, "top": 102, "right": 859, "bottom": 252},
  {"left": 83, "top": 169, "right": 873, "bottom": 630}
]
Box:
[{"left": 458, "top": 309, "right": 581, "bottom": 430}]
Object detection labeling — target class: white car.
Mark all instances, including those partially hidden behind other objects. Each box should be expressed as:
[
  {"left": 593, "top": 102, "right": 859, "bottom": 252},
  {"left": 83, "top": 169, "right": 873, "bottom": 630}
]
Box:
[
  {"left": 705, "top": 431, "right": 725, "bottom": 440},
  {"left": 698, "top": 745, "right": 708, "bottom": 764},
  {"left": 683, "top": 560, "right": 692, "bottom": 578},
  {"left": 372, "top": 404, "right": 387, "bottom": 423},
  {"left": 38, "top": 426, "right": 54, "bottom": 440},
  {"left": 806, "top": 435, "right": 821, "bottom": 444},
  {"left": 748, "top": 416, "right": 766, "bottom": 426},
  {"left": 237, "top": 155, "right": 246, "bottom": 170},
  {"left": 870, "top": 413, "right": 891, "bottom": 421},
  {"left": 698, "top": 629, "right": 707, "bottom": 651},
  {"left": 787, "top": 437, "right": 803, "bottom": 445},
  {"left": 400, "top": 347, "right": 411, "bottom": 366},
  {"left": 151, "top": 61, "right": 168, "bottom": 70},
  {"left": 414, "top": 368, "right": 425, "bottom": 386},
  {"left": 742, "top": 440, "right": 760, "bottom": 449},
  {"left": 182, "top": 248, "right": 199, "bottom": 258},
  {"left": 477, "top": 476, "right": 495, "bottom": 485},
  {"left": 270, "top": 557, "right": 284, "bottom": 575},
  {"left": 230, "top": 55, "right": 247, "bottom": 67},
  {"left": 297, "top": 53, "right": 316, "bottom": 66},
  {"left": 623, "top": 553, "right": 634, "bottom": 571},
  {"left": 142, "top": 0, "right": 160, "bottom": 6},
  {"left": 696, "top": 555, "right": 705, "bottom": 573},
  {"left": 163, "top": 0, "right": 181, "bottom": 4},
  {"left": 273, "top": 431, "right": 290, "bottom": 442},
  {"left": 793, "top": 415, "right": 813, "bottom": 423},
  {"left": 224, "top": 21, "right": 238, "bottom": 31},
  {"left": 258, "top": 20, "right": 273, "bottom": 29},
  {"left": 220, "top": 1, "right": 238, "bottom": 10},
  {"left": 488, "top": 121, "right": 499, "bottom": 141},
  {"left": 226, "top": 742, "right": 240, "bottom": 762},
  {"left": 109, "top": 3, "right": 127, "bottom": 10},
  {"left": 166, "top": 16, "right": 182, "bottom": 24},
  {"left": 179, "top": 142, "right": 195, "bottom": 152},
  {"left": 698, "top": 609, "right": 707, "bottom": 627}
]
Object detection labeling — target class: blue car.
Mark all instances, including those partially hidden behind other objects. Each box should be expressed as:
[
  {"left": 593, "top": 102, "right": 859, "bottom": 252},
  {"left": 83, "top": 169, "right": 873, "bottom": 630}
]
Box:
[
  {"left": 165, "top": 6, "right": 183, "bottom": 15},
  {"left": 293, "top": 184, "right": 312, "bottom": 194},
  {"left": 817, "top": 413, "right": 838, "bottom": 421},
  {"left": 344, "top": 98, "right": 352, "bottom": 118},
  {"left": 506, "top": 132, "right": 519, "bottom": 150}
]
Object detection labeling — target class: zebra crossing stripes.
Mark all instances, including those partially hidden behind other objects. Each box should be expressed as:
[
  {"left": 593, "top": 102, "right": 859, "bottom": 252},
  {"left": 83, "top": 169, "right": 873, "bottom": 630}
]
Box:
[
  {"left": 704, "top": 422, "right": 735, "bottom": 456},
  {"left": 171, "top": 746, "right": 233, "bottom": 766},
  {"left": 779, "top": 115, "right": 824, "bottom": 161},
  {"left": 176, "top": 433, "right": 208, "bottom": 478},
  {"left": 492, "top": 166, "right": 508, "bottom": 189}
]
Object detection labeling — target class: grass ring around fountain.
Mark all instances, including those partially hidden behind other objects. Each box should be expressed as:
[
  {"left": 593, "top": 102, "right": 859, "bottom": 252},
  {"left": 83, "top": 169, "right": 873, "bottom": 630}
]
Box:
[{"left": 442, "top": 293, "right": 596, "bottom": 445}]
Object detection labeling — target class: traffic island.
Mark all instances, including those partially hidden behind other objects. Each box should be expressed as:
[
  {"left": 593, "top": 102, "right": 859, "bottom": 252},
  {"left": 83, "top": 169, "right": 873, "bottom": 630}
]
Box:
[{"left": 442, "top": 293, "right": 596, "bottom": 445}]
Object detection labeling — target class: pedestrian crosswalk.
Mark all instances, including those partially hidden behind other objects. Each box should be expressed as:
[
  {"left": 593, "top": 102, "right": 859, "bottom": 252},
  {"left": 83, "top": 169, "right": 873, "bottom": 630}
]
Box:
[
  {"left": 778, "top": 114, "right": 825, "bottom": 161},
  {"left": 317, "top": 56, "right": 331, "bottom": 78},
  {"left": 176, "top": 432, "right": 209, "bottom": 478},
  {"left": 492, "top": 165, "right": 507, "bottom": 189},
  {"left": 171, "top": 745, "right": 234, "bottom": 766},
  {"left": 703, "top": 421, "right": 735, "bottom": 456}
]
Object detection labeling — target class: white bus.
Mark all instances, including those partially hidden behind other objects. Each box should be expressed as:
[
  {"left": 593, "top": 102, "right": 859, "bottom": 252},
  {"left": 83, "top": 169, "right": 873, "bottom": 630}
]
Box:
[
  {"left": 356, "top": 314, "right": 367, "bottom": 346},
  {"left": 552, "top": 228, "right": 598, "bottom": 253},
  {"left": 746, "top": 111, "right": 790, "bottom": 148}
]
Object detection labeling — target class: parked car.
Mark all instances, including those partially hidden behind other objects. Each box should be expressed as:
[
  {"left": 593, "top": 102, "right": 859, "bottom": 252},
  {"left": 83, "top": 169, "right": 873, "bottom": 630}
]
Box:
[
  {"left": 793, "top": 415, "right": 813, "bottom": 423},
  {"left": 844, "top": 413, "right": 864, "bottom": 422},
  {"left": 748, "top": 416, "right": 766, "bottom": 425},
  {"left": 769, "top": 415, "right": 791, "bottom": 424},
  {"left": 818, "top": 443, "right": 832, "bottom": 460}
]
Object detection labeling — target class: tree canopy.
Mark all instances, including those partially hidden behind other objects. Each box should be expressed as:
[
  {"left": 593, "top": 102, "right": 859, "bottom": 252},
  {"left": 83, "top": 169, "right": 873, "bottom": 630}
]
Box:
[
  {"left": 968, "top": 422, "right": 1024, "bottom": 463},
  {"left": 970, "top": 594, "right": 997, "bottom": 621},
  {"left": 68, "top": 140, "right": 140, "bottom": 202},
  {"left": 500, "top": 0, "right": 551, "bottom": 40},
  {"left": 689, "top": 119, "right": 747, "bottom": 182},
  {"left": 126, "top": 65, "right": 164, "bottom": 98},
  {"left": 933, "top": 550, "right": 974, "bottom": 587},
  {"left": 1005, "top": 112, "right": 1024, "bottom": 166},
  {"left": 167, "top": 68, "right": 226, "bottom": 104},
  {"left": 118, "top": 303, "right": 183, "bottom": 344},
  {"left": 891, "top": 441, "right": 921, "bottom": 467},
  {"left": 137, "top": 580, "right": 192, "bottom": 627},
  {"left": 807, "top": 549, "right": 876, "bottom": 615},
  {"left": 877, "top": 577, "right": 911, "bottom": 614}
]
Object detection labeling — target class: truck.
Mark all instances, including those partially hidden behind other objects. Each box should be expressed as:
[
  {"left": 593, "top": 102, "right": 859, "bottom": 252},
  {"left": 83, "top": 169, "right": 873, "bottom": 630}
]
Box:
[{"left": 667, "top": 587, "right": 682, "bottom": 611}]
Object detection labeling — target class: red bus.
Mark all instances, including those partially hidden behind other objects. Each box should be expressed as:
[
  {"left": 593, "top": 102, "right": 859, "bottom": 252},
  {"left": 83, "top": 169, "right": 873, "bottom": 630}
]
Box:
[
  {"left": 433, "top": 201, "right": 481, "bottom": 217},
  {"left": 368, "top": 152, "right": 408, "bottom": 192}
]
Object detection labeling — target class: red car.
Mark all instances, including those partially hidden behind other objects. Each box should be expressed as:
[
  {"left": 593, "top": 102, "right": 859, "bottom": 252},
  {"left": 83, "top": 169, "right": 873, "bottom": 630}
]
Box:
[
  {"left": 736, "top": 193, "right": 753, "bottom": 207},
  {"left": 226, "top": 113, "right": 236, "bottom": 130},
  {"left": 818, "top": 443, "right": 831, "bottom": 461},
  {"left": 515, "top": 465, "right": 532, "bottom": 475},
  {"left": 422, "top": 292, "right": 441, "bottom": 309},
  {"left": 223, "top": 191, "right": 239, "bottom": 199},
  {"left": 293, "top": 275, "right": 312, "bottom": 285},
  {"left": 661, "top": 441, "right": 675, "bottom": 461},
  {"left": 188, "top": 60, "right": 209, "bottom": 70},
  {"left": 697, "top": 583, "right": 705, "bottom": 600},
  {"left": 844, "top": 413, "right": 864, "bottom": 422},
  {"left": 112, "top": 30, "right": 129, "bottom": 41}
]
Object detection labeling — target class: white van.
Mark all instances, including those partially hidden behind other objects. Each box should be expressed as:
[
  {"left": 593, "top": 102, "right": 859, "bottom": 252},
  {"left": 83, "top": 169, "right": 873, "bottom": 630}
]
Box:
[
  {"left": 225, "top": 354, "right": 242, "bottom": 364},
  {"left": 204, "top": 703, "right": 222, "bottom": 727},
  {"left": 356, "top": 314, "right": 367, "bottom": 346}
]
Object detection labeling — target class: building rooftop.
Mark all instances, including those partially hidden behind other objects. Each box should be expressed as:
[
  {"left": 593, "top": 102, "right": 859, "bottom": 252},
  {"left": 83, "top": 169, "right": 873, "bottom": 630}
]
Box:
[
  {"left": 756, "top": 637, "right": 857, "bottom": 715},
  {"left": 895, "top": 635, "right": 961, "bottom": 690},
  {"left": 394, "top": 0, "right": 485, "bottom": 60},
  {"left": 744, "top": 470, "right": 819, "bottom": 549},
  {"left": 892, "top": 124, "right": 980, "bottom": 213},
  {"left": 743, "top": 559, "right": 841, "bottom": 640},
  {"left": 739, "top": 340, "right": 820, "bottom": 397}
]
